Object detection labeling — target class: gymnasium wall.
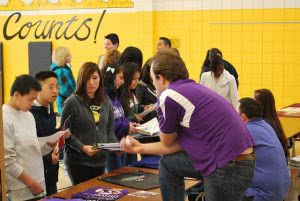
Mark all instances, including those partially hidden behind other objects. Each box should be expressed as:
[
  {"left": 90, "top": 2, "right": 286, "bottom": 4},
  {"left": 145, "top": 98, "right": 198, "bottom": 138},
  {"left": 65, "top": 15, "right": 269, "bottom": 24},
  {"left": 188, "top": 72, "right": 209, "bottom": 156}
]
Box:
[{"left": 0, "top": 0, "right": 299, "bottom": 108}]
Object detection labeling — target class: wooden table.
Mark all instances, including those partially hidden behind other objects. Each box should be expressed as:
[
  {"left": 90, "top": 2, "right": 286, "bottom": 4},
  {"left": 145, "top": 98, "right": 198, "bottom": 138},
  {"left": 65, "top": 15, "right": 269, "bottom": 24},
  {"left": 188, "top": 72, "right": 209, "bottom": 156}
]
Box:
[
  {"left": 50, "top": 166, "right": 200, "bottom": 201},
  {"left": 278, "top": 103, "right": 300, "bottom": 156},
  {"left": 278, "top": 103, "right": 300, "bottom": 138}
]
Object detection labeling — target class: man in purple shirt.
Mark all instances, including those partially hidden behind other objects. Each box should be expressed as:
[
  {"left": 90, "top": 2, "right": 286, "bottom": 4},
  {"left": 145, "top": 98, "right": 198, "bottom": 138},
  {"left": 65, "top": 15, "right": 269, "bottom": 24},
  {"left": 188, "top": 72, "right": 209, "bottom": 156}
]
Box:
[{"left": 121, "top": 50, "right": 255, "bottom": 201}]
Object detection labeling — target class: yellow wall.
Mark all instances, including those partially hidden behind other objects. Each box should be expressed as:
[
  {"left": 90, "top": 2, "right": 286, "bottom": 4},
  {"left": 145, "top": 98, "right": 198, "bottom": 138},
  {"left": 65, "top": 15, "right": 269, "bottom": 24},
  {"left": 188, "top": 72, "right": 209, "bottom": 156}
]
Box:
[
  {"left": 0, "top": 11, "right": 154, "bottom": 103},
  {"left": 1, "top": 8, "right": 300, "bottom": 108},
  {"left": 153, "top": 8, "right": 300, "bottom": 108},
  {"left": 0, "top": 0, "right": 133, "bottom": 10},
  {"left": 0, "top": 73, "right": 5, "bottom": 201}
]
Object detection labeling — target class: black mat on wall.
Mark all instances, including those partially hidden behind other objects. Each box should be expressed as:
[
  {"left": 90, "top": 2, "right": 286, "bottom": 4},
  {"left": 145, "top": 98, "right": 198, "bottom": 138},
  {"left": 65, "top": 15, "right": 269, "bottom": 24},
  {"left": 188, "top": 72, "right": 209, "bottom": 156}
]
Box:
[{"left": 28, "top": 42, "right": 52, "bottom": 77}]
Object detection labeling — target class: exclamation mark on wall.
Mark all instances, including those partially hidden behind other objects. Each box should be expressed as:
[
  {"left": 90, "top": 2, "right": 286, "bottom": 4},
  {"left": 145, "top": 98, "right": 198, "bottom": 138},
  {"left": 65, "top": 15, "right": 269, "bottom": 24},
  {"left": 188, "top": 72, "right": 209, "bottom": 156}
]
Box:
[{"left": 94, "top": 9, "right": 106, "bottom": 44}]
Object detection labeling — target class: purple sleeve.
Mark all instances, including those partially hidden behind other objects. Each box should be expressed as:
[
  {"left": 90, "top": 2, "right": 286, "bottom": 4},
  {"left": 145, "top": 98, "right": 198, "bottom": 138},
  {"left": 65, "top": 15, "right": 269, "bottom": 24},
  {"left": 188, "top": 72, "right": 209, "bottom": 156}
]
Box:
[
  {"left": 114, "top": 118, "right": 130, "bottom": 140},
  {"left": 157, "top": 96, "right": 185, "bottom": 134}
]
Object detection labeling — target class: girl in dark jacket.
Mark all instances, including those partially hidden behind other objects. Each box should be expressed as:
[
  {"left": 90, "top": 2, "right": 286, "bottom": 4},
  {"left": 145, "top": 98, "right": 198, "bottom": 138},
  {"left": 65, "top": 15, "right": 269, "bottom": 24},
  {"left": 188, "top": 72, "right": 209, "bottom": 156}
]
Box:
[
  {"left": 103, "top": 64, "right": 138, "bottom": 172},
  {"left": 61, "top": 62, "right": 117, "bottom": 185}
]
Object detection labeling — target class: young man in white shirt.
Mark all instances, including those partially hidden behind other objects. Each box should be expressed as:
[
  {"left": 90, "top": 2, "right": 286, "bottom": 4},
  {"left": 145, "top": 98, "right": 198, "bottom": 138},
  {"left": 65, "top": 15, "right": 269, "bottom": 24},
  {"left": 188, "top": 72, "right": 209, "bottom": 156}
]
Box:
[{"left": 3, "top": 75, "right": 57, "bottom": 200}]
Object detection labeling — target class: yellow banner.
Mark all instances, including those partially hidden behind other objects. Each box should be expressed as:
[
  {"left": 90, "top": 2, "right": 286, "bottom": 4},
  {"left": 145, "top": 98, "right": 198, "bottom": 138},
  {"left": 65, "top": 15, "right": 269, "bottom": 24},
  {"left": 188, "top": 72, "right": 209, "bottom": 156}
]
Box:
[{"left": 0, "top": 0, "right": 134, "bottom": 10}]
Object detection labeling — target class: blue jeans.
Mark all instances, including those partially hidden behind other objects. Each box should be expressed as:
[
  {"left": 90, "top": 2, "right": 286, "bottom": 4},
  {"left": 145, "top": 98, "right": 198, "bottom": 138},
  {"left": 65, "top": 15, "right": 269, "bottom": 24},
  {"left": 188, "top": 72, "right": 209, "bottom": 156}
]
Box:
[
  {"left": 159, "top": 151, "right": 254, "bottom": 201},
  {"left": 121, "top": 153, "right": 137, "bottom": 166},
  {"left": 105, "top": 151, "right": 122, "bottom": 173}
]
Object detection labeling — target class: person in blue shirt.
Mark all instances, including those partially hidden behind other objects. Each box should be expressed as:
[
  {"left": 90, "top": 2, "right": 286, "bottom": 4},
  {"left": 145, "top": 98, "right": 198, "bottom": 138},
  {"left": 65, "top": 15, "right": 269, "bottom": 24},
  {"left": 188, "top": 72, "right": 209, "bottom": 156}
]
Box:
[{"left": 239, "top": 98, "right": 290, "bottom": 201}]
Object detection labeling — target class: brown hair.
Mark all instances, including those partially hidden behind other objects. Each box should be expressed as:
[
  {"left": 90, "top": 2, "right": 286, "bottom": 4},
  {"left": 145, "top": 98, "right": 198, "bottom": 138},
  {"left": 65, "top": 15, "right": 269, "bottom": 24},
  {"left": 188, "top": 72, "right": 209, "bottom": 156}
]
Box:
[
  {"left": 151, "top": 51, "right": 189, "bottom": 82},
  {"left": 76, "top": 62, "right": 106, "bottom": 105},
  {"left": 100, "top": 50, "right": 121, "bottom": 71},
  {"left": 254, "top": 88, "right": 289, "bottom": 158}
]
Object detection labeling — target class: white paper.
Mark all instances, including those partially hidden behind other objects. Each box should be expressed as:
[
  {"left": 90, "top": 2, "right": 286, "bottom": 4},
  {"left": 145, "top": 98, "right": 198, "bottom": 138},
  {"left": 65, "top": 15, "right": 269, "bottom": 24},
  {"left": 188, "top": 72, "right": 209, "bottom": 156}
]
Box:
[
  {"left": 97, "top": 143, "right": 121, "bottom": 150},
  {"left": 39, "top": 129, "right": 69, "bottom": 143},
  {"left": 135, "top": 117, "right": 160, "bottom": 136},
  {"left": 279, "top": 107, "right": 300, "bottom": 113},
  {"left": 291, "top": 156, "right": 300, "bottom": 162},
  {"left": 138, "top": 103, "right": 157, "bottom": 118},
  {"left": 128, "top": 191, "right": 159, "bottom": 198},
  {"left": 97, "top": 143, "right": 120, "bottom": 148}
]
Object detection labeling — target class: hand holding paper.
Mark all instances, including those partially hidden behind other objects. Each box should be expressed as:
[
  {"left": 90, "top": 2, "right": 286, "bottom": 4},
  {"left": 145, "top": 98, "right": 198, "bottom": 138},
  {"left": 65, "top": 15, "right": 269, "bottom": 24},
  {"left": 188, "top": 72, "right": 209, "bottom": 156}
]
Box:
[
  {"left": 138, "top": 103, "right": 157, "bottom": 118},
  {"left": 39, "top": 129, "right": 70, "bottom": 144},
  {"left": 63, "top": 129, "right": 71, "bottom": 139},
  {"left": 97, "top": 143, "right": 121, "bottom": 151},
  {"left": 135, "top": 118, "right": 160, "bottom": 136}
]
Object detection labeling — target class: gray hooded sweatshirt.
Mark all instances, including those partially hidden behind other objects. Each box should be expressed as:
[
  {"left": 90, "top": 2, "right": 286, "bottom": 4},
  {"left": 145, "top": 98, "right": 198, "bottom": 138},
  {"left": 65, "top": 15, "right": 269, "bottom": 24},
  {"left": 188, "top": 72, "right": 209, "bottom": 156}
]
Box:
[{"left": 61, "top": 94, "right": 117, "bottom": 167}]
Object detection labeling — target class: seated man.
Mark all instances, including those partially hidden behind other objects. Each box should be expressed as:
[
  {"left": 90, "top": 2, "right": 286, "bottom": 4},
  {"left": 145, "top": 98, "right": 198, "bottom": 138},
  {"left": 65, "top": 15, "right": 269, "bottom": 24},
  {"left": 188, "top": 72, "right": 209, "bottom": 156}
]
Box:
[
  {"left": 121, "top": 51, "right": 255, "bottom": 201},
  {"left": 239, "top": 98, "right": 290, "bottom": 201}
]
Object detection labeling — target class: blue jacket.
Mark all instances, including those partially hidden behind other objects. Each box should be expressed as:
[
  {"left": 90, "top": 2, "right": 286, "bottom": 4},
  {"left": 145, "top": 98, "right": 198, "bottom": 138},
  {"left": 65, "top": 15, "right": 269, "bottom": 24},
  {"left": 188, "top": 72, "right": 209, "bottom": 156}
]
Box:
[
  {"left": 106, "top": 89, "right": 130, "bottom": 140},
  {"left": 30, "top": 102, "right": 59, "bottom": 183},
  {"left": 245, "top": 118, "right": 290, "bottom": 201},
  {"left": 50, "top": 63, "right": 76, "bottom": 115}
]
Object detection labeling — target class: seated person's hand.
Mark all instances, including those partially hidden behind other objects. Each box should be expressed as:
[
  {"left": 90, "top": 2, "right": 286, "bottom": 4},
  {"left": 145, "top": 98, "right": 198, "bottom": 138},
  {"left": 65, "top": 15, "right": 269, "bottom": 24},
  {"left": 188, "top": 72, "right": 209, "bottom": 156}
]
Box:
[
  {"left": 81, "top": 145, "right": 101, "bottom": 157},
  {"left": 120, "top": 136, "right": 143, "bottom": 154},
  {"left": 134, "top": 114, "right": 143, "bottom": 123},
  {"left": 129, "top": 122, "right": 138, "bottom": 134},
  {"left": 144, "top": 104, "right": 157, "bottom": 111}
]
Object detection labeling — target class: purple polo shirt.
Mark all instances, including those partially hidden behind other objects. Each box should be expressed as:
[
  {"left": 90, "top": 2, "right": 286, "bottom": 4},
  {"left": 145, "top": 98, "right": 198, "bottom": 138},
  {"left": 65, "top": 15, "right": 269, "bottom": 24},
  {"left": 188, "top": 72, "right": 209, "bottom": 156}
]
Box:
[{"left": 157, "top": 79, "right": 254, "bottom": 176}]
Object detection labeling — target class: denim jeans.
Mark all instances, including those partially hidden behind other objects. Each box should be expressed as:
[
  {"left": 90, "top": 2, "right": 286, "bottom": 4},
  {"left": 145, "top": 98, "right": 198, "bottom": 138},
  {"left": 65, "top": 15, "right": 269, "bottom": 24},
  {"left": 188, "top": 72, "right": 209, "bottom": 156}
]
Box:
[
  {"left": 159, "top": 151, "right": 255, "bottom": 201},
  {"left": 105, "top": 151, "right": 122, "bottom": 173},
  {"left": 121, "top": 153, "right": 137, "bottom": 166}
]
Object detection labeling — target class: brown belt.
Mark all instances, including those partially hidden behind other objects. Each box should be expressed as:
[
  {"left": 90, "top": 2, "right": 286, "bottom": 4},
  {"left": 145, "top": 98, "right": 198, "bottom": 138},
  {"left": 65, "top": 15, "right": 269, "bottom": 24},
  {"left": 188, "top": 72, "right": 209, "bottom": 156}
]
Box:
[{"left": 233, "top": 153, "right": 255, "bottom": 161}]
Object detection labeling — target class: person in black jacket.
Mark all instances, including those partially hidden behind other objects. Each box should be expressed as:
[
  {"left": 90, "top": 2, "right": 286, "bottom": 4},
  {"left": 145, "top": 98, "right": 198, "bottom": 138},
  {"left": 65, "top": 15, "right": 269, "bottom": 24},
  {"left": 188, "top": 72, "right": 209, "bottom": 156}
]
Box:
[
  {"left": 200, "top": 48, "right": 239, "bottom": 88},
  {"left": 30, "top": 71, "right": 70, "bottom": 195},
  {"left": 136, "top": 59, "right": 157, "bottom": 123}
]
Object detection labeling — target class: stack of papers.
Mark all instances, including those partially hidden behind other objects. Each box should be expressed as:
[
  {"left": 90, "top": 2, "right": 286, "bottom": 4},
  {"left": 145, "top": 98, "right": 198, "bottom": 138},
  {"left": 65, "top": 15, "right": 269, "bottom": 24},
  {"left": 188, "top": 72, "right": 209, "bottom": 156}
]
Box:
[
  {"left": 279, "top": 107, "right": 300, "bottom": 114},
  {"left": 97, "top": 143, "right": 121, "bottom": 151},
  {"left": 135, "top": 118, "right": 160, "bottom": 136},
  {"left": 290, "top": 156, "right": 300, "bottom": 167}
]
